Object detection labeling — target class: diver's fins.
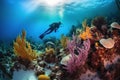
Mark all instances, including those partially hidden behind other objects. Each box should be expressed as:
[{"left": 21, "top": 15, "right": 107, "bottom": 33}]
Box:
[{"left": 39, "top": 34, "right": 45, "bottom": 39}]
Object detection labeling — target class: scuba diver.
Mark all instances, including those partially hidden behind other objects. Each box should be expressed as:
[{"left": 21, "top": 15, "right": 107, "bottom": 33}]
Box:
[{"left": 39, "top": 21, "right": 62, "bottom": 39}]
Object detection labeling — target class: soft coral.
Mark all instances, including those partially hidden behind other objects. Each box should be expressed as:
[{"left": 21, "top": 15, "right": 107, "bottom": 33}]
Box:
[
  {"left": 64, "top": 35, "right": 90, "bottom": 74},
  {"left": 13, "top": 30, "right": 38, "bottom": 61}
]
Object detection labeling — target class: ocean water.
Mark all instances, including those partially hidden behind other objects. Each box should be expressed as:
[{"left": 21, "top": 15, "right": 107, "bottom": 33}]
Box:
[
  {"left": 0, "top": 0, "right": 119, "bottom": 42},
  {"left": 0, "top": 0, "right": 120, "bottom": 80}
]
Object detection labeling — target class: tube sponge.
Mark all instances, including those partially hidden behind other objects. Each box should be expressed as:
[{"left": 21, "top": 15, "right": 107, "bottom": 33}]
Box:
[{"left": 13, "top": 30, "right": 38, "bottom": 61}]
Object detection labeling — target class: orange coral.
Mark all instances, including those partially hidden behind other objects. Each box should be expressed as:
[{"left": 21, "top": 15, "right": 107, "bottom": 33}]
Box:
[
  {"left": 38, "top": 75, "right": 50, "bottom": 80},
  {"left": 13, "top": 30, "right": 38, "bottom": 61},
  {"left": 79, "top": 20, "right": 92, "bottom": 40}
]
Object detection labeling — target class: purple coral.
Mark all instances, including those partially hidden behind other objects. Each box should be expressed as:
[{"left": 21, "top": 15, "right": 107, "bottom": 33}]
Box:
[{"left": 64, "top": 35, "right": 90, "bottom": 74}]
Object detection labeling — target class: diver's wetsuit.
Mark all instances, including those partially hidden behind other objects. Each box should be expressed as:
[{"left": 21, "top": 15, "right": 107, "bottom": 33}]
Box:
[{"left": 39, "top": 22, "right": 61, "bottom": 39}]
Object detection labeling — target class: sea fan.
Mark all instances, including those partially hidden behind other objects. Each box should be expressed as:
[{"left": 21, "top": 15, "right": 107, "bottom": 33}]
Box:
[
  {"left": 64, "top": 35, "right": 90, "bottom": 74},
  {"left": 13, "top": 30, "right": 38, "bottom": 61}
]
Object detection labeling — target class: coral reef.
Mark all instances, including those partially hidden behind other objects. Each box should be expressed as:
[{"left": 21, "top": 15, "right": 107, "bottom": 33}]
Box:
[
  {"left": 1, "top": 17, "right": 120, "bottom": 80},
  {"left": 13, "top": 30, "right": 38, "bottom": 61}
]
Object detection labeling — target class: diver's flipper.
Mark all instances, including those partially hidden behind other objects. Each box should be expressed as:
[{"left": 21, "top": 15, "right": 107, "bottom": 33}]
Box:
[{"left": 39, "top": 34, "right": 45, "bottom": 39}]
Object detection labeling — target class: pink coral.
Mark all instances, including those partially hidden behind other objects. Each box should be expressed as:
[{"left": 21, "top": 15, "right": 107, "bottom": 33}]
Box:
[{"left": 64, "top": 35, "right": 90, "bottom": 74}]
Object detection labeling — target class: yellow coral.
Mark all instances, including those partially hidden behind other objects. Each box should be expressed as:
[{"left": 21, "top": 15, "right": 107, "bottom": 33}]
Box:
[
  {"left": 79, "top": 20, "right": 92, "bottom": 40},
  {"left": 38, "top": 75, "right": 50, "bottom": 80},
  {"left": 60, "top": 34, "right": 68, "bottom": 49},
  {"left": 45, "top": 47, "right": 55, "bottom": 55},
  {"left": 13, "top": 30, "right": 38, "bottom": 61},
  {"left": 82, "top": 19, "right": 87, "bottom": 30}
]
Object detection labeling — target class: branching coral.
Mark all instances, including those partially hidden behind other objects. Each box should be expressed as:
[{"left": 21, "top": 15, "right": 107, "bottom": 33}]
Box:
[
  {"left": 79, "top": 20, "right": 92, "bottom": 40},
  {"left": 13, "top": 30, "right": 38, "bottom": 61},
  {"left": 64, "top": 35, "right": 90, "bottom": 74}
]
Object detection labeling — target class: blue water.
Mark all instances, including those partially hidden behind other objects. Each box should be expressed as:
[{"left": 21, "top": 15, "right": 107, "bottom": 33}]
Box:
[{"left": 0, "top": 0, "right": 119, "bottom": 42}]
